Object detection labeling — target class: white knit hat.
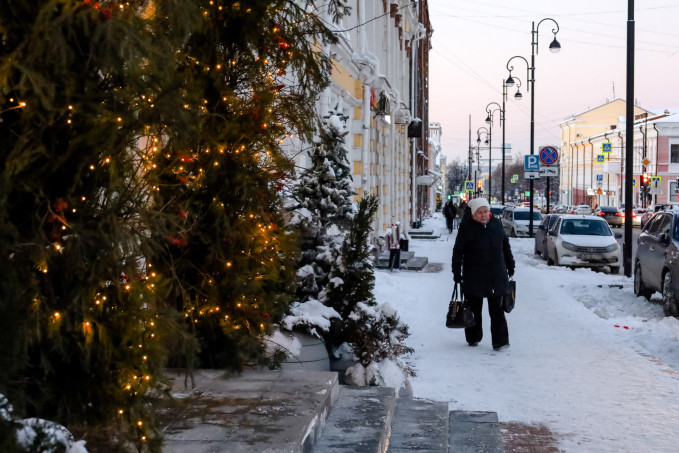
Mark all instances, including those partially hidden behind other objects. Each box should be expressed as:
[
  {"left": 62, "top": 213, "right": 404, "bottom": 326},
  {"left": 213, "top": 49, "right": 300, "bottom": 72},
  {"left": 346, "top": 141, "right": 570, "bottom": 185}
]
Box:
[{"left": 468, "top": 198, "right": 490, "bottom": 215}]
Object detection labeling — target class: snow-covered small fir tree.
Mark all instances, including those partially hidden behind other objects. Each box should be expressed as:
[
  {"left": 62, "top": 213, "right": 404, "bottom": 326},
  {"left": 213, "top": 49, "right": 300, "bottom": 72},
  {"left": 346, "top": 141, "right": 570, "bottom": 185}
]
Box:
[
  {"left": 291, "top": 109, "right": 356, "bottom": 303},
  {"left": 323, "top": 196, "right": 414, "bottom": 387}
]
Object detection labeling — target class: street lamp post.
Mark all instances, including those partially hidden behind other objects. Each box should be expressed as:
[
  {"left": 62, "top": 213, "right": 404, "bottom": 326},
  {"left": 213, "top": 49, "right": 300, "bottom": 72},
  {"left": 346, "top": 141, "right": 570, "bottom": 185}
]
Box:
[
  {"left": 476, "top": 127, "right": 489, "bottom": 198},
  {"left": 485, "top": 102, "right": 502, "bottom": 203},
  {"left": 501, "top": 78, "right": 523, "bottom": 204},
  {"left": 505, "top": 18, "right": 560, "bottom": 236}
]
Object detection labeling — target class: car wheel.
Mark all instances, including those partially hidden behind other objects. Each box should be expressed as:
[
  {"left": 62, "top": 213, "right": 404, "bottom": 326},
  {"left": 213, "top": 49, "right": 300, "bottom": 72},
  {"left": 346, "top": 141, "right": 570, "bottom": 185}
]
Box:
[
  {"left": 662, "top": 272, "right": 679, "bottom": 317},
  {"left": 511, "top": 228, "right": 517, "bottom": 238},
  {"left": 634, "top": 264, "right": 653, "bottom": 300},
  {"left": 546, "top": 250, "right": 554, "bottom": 266},
  {"left": 610, "top": 266, "right": 620, "bottom": 274}
]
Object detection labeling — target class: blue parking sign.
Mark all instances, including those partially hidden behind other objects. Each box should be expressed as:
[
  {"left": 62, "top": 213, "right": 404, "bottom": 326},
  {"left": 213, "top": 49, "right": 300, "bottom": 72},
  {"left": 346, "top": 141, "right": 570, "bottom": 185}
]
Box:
[{"left": 524, "top": 155, "right": 540, "bottom": 171}]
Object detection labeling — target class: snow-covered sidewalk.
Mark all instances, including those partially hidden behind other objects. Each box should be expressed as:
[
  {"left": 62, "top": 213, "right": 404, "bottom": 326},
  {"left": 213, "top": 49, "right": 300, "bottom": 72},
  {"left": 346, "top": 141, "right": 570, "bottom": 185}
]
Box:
[{"left": 376, "top": 214, "right": 679, "bottom": 452}]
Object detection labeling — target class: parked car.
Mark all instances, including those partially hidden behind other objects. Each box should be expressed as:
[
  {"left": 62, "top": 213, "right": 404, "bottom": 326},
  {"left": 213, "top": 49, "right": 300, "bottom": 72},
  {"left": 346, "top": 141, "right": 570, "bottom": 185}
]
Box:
[
  {"left": 634, "top": 210, "right": 679, "bottom": 316},
  {"left": 573, "top": 204, "right": 593, "bottom": 215},
  {"left": 534, "top": 214, "right": 561, "bottom": 259},
  {"left": 501, "top": 207, "right": 544, "bottom": 237},
  {"left": 633, "top": 208, "right": 646, "bottom": 227},
  {"left": 594, "top": 206, "right": 624, "bottom": 227},
  {"left": 544, "top": 214, "right": 622, "bottom": 273},
  {"left": 640, "top": 209, "right": 654, "bottom": 229},
  {"left": 489, "top": 204, "right": 506, "bottom": 218}
]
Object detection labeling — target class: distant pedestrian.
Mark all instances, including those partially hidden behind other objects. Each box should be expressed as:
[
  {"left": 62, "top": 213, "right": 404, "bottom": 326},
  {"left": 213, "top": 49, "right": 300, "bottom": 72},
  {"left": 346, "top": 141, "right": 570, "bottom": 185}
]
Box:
[
  {"left": 443, "top": 200, "right": 455, "bottom": 233},
  {"left": 457, "top": 201, "right": 470, "bottom": 227},
  {"left": 452, "top": 198, "right": 515, "bottom": 351},
  {"left": 452, "top": 203, "right": 459, "bottom": 229}
]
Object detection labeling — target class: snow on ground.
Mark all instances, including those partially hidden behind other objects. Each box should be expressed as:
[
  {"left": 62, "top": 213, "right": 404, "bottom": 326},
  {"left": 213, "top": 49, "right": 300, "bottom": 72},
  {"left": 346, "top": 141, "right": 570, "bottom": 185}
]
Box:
[{"left": 375, "top": 213, "right": 679, "bottom": 452}]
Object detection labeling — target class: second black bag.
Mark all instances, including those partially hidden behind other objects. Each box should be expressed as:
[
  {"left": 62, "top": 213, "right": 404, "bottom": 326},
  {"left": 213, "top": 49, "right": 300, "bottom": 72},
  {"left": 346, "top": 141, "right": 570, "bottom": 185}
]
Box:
[
  {"left": 446, "top": 283, "right": 475, "bottom": 328},
  {"left": 503, "top": 278, "right": 516, "bottom": 313}
]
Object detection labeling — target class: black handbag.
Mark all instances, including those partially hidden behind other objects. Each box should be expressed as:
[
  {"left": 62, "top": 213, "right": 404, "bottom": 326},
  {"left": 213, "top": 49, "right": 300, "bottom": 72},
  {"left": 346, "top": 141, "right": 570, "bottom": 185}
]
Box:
[
  {"left": 503, "top": 278, "right": 516, "bottom": 313},
  {"left": 446, "top": 283, "right": 475, "bottom": 328}
]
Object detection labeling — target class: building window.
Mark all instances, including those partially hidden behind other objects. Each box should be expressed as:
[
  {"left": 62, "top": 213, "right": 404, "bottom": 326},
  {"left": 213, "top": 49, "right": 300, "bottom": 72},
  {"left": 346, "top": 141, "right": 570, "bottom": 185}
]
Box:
[{"left": 671, "top": 143, "right": 679, "bottom": 164}]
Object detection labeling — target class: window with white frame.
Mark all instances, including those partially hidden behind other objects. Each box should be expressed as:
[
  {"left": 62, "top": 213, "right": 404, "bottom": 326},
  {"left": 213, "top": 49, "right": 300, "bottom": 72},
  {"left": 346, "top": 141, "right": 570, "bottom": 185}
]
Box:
[{"left": 671, "top": 142, "right": 679, "bottom": 164}]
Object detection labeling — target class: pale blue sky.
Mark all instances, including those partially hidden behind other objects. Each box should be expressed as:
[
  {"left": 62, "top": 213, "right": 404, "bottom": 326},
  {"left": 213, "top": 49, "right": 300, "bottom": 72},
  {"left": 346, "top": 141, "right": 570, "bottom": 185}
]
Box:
[{"left": 428, "top": 0, "right": 679, "bottom": 164}]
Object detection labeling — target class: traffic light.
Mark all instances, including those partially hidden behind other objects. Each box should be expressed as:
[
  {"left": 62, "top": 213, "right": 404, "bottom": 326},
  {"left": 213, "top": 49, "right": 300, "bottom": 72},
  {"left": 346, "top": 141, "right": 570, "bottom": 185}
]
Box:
[{"left": 641, "top": 173, "right": 649, "bottom": 187}]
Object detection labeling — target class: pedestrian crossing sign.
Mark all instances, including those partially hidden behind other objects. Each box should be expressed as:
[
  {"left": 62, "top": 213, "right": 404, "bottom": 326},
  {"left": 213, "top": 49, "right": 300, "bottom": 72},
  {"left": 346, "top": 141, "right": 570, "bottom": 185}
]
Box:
[
  {"left": 464, "top": 180, "right": 474, "bottom": 191},
  {"left": 602, "top": 142, "right": 612, "bottom": 153}
]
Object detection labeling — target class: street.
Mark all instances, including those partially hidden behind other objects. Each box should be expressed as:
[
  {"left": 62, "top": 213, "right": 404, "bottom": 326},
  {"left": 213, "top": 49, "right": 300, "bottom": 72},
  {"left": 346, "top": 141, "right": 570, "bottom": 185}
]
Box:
[{"left": 376, "top": 215, "right": 679, "bottom": 452}]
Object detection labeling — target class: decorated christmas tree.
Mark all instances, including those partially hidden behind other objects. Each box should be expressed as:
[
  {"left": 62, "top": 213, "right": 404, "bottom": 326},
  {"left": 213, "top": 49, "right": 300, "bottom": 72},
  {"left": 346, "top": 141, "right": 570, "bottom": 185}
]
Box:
[
  {"left": 0, "top": 2, "right": 179, "bottom": 450},
  {"left": 0, "top": 0, "right": 345, "bottom": 450},
  {"left": 147, "top": 1, "right": 339, "bottom": 371}
]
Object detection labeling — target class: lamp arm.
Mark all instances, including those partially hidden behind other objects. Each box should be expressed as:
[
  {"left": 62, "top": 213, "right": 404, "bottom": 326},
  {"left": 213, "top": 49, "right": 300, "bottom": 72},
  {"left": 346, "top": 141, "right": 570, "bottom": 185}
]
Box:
[
  {"left": 506, "top": 56, "right": 530, "bottom": 91},
  {"left": 537, "top": 17, "right": 560, "bottom": 35}
]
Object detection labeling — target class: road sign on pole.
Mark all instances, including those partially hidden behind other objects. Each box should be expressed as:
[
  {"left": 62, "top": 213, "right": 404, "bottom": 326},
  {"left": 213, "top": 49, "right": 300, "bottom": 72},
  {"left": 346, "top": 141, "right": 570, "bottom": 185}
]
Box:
[
  {"left": 602, "top": 142, "right": 612, "bottom": 153},
  {"left": 538, "top": 146, "right": 559, "bottom": 165},
  {"left": 464, "top": 180, "right": 474, "bottom": 192},
  {"left": 524, "top": 155, "right": 540, "bottom": 171}
]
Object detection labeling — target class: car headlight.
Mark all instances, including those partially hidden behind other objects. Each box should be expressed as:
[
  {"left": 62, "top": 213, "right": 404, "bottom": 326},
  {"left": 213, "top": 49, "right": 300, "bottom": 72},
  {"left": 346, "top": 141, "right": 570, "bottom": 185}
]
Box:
[
  {"left": 603, "top": 243, "right": 619, "bottom": 252},
  {"left": 562, "top": 241, "right": 577, "bottom": 251},
  {"left": 517, "top": 224, "right": 528, "bottom": 231}
]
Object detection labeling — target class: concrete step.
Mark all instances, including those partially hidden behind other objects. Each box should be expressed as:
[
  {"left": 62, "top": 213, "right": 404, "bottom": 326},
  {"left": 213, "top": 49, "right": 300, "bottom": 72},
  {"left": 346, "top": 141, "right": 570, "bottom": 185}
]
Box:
[
  {"left": 409, "top": 234, "right": 441, "bottom": 240},
  {"left": 447, "top": 410, "right": 504, "bottom": 453},
  {"left": 387, "top": 398, "right": 449, "bottom": 452},
  {"left": 314, "top": 386, "right": 397, "bottom": 453},
  {"left": 376, "top": 251, "right": 415, "bottom": 264},
  {"left": 408, "top": 229, "right": 434, "bottom": 236},
  {"left": 402, "top": 256, "right": 428, "bottom": 271},
  {"left": 375, "top": 255, "right": 428, "bottom": 271},
  {"left": 161, "top": 369, "right": 340, "bottom": 453}
]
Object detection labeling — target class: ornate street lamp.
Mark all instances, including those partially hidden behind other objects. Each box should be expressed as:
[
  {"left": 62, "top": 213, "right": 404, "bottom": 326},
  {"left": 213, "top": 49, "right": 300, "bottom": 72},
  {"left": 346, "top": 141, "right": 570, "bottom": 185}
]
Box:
[
  {"left": 485, "top": 102, "right": 502, "bottom": 203},
  {"left": 476, "top": 127, "right": 489, "bottom": 198},
  {"left": 505, "top": 18, "right": 560, "bottom": 235},
  {"left": 501, "top": 78, "right": 522, "bottom": 204}
]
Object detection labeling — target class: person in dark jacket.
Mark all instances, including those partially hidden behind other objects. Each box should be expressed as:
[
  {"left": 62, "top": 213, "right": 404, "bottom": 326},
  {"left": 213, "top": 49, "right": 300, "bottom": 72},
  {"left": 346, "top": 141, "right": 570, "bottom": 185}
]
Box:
[
  {"left": 443, "top": 200, "right": 456, "bottom": 233},
  {"left": 455, "top": 201, "right": 467, "bottom": 228},
  {"left": 452, "top": 197, "right": 515, "bottom": 351}
]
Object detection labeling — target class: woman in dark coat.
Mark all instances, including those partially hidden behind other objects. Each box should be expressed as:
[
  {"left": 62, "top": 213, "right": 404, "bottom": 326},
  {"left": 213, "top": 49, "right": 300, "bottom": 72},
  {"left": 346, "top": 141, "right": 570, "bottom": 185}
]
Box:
[{"left": 451, "top": 198, "right": 515, "bottom": 350}]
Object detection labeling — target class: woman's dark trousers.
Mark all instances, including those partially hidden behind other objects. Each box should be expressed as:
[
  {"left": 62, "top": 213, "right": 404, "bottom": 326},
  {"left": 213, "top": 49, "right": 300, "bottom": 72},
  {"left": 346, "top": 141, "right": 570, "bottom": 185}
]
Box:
[{"left": 464, "top": 296, "right": 508, "bottom": 348}]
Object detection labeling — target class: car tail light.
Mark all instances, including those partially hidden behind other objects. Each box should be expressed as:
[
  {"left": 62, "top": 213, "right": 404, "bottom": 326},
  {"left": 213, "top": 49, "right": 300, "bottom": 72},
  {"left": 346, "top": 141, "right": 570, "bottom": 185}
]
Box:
[
  {"left": 615, "top": 212, "right": 623, "bottom": 217},
  {"left": 632, "top": 212, "right": 637, "bottom": 217},
  {"left": 597, "top": 212, "right": 605, "bottom": 216}
]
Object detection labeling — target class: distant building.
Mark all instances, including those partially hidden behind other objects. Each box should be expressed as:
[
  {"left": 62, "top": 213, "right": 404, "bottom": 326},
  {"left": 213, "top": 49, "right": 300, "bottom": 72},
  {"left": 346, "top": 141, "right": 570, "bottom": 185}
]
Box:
[
  {"left": 428, "top": 122, "right": 443, "bottom": 213},
  {"left": 559, "top": 99, "right": 649, "bottom": 207}
]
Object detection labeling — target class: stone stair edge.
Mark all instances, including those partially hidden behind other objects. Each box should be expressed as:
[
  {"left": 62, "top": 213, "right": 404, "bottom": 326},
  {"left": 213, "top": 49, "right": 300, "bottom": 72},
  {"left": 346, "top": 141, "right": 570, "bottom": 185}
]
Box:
[{"left": 161, "top": 369, "right": 341, "bottom": 453}]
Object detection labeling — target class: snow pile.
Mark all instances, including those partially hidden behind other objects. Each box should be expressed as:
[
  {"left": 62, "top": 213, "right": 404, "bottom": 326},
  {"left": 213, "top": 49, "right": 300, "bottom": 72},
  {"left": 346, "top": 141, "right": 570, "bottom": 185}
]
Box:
[
  {"left": 1, "top": 394, "right": 88, "bottom": 453},
  {"left": 281, "top": 299, "right": 340, "bottom": 337}
]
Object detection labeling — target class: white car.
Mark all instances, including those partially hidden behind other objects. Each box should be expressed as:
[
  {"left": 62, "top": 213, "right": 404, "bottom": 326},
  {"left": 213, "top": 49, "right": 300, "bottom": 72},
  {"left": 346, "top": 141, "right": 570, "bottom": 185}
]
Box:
[
  {"left": 545, "top": 215, "right": 622, "bottom": 273},
  {"left": 573, "top": 204, "right": 593, "bottom": 215},
  {"left": 501, "top": 207, "right": 543, "bottom": 237}
]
